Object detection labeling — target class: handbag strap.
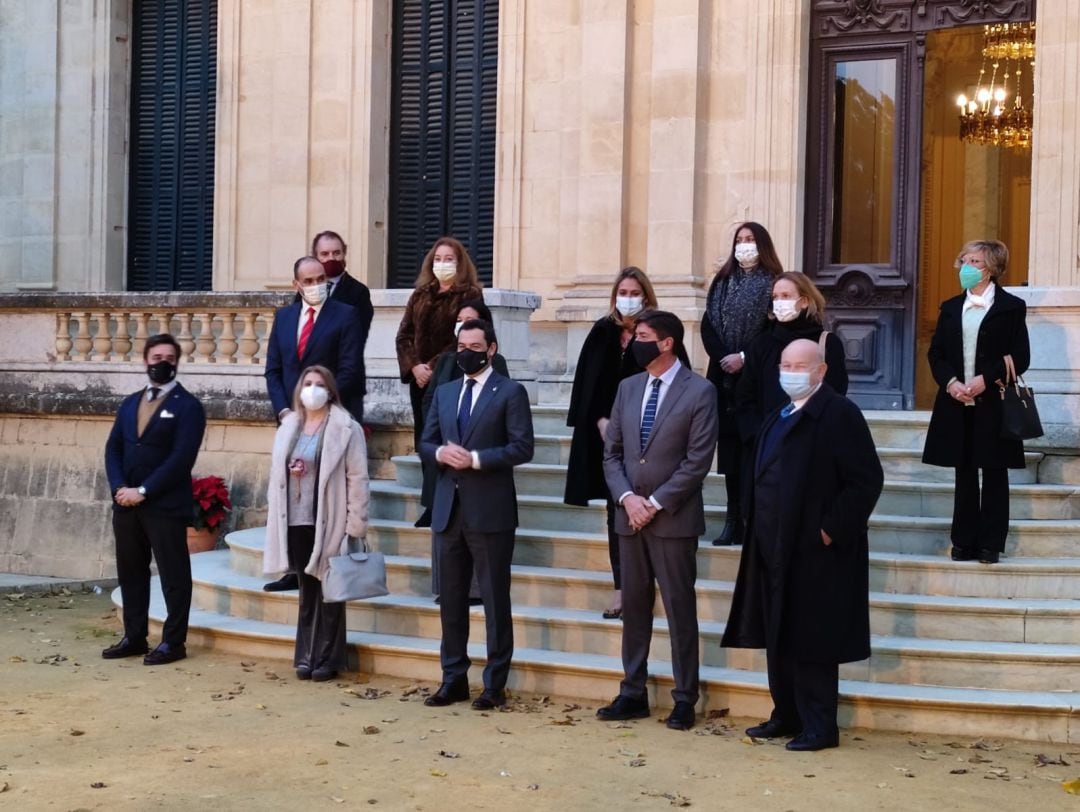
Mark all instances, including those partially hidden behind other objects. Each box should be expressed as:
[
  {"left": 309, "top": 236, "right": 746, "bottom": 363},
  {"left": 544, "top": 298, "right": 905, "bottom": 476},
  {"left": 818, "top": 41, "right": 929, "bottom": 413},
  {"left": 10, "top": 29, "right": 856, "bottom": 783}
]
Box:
[
  {"left": 997, "top": 353, "right": 1016, "bottom": 392},
  {"left": 818, "top": 330, "right": 829, "bottom": 351}
]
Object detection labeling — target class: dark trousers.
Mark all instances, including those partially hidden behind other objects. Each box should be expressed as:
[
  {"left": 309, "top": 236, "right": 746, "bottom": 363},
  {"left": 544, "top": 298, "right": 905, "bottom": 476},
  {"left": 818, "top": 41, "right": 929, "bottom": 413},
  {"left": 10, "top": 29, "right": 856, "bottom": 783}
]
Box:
[
  {"left": 716, "top": 432, "right": 743, "bottom": 521},
  {"left": 288, "top": 525, "right": 347, "bottom": 671},
  {"left": 619, "top": 528, "right": 700, "bottom": 705},
  {"left": 605, "top": 499, "right": 621, "bottom": 590},
  {"left": 435, "top": 501, "right": 516, "bottom": 691},
  {"left": 952, "top": 409, "right": 1010, "bottom": 553},
  {"left": 409, "top": 379, "right": 427, "bottom": 450},
  {"left": 113, "top": 509, "right": 191, "bottom": 646}
]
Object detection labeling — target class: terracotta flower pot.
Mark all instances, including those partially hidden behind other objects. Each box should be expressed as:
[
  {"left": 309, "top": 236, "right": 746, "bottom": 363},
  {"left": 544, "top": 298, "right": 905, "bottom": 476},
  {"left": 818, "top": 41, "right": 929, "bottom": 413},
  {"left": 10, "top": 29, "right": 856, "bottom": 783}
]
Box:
[{"left": 187, "top": 527, "right": 219, "bottom": 554}]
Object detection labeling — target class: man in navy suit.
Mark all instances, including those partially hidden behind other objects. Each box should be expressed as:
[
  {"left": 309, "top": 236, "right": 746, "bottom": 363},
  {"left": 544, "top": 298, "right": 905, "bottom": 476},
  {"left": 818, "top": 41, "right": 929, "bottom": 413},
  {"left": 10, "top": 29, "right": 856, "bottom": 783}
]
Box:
[
  {"left": 103, "top": 334, "right": 207, "bottom": 665},
  {"left": 419, "top": 319, "right": 534, "bottom": 710},
  {"left": 307, "top": 230, "right": 373, "bottom": 421}
]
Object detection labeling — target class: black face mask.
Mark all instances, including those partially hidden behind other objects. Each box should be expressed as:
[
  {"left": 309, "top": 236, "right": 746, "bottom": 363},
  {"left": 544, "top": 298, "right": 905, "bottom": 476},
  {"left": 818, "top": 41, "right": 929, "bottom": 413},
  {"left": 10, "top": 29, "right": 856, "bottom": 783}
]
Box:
[
  {"left": 631, "top": 340, "right": 662, "bottom": 368},
  {"left": 147, "top": 360, "right": 177, "bottom": 385},
  {"left": 457, "top": 348, "right": 490, "bottom": 376}
]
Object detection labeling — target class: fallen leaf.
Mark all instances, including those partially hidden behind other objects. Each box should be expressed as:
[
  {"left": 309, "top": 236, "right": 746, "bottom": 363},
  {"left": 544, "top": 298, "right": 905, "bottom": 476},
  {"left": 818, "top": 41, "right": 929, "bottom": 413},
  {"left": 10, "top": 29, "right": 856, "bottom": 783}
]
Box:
[
  {"left": 331, "top": 797, "right": 345, "bottom": 804},
  {"left": 70, "top": 729, "right": 85, "bottom": 737},
  {"left": 430, "top": 769, "right": 447, "bottom": 778},
  {"left": 627, "top": 758, "right": 646, "bottom": 768},
  {"left": 527, "top": 784, "right": 539, "bottom": 791},
  {"left": 1035, "top": 754, "right": 1070, "bottom": 767},
  {"left": 240, "top": 661, "right": 256, "bottom": 667},
  {"left": 183, "top": 757, "right": 194, "bottom": 763},
  {"left": 971, "top": 740, "right": 1005, "bottom": 752},
  {"left": 90, "top": 782, "right": 107, "bottom": 789},
  {"left": 8, "top": 656, "right": 24, "bottom": 663},
  {"left": 255, "top": 704, "right": 266, "bottom": 710},
  {"left": 706, "top": 708, "right": 729, "bottom": 719},
  {"left": 950, "top": 769, "right": 969, "bottom": 775},
  {"left": 496, "top": 727, "right": 512, "bottom": 735},
  {"left": 1063, "top": 778, "right": 1080, "bottom": 794},
  {"left": 0, "top": 782, "right": 8, "bottom": 793},
  {"left": 363, "top": 726, "right": 380, "bottom": 735},
  {"left": 315, "top": 759, "right": 329, "bottom": 766},
  {"left": 335, "top": 740, "right": 350, "bottom": 747},
  {"left": 741, "top": 736, "right": 763, "bottom": 746},
  {"left": 438, "top": 750, "right": 460, "bottom": 759},
  {"left": 550, "top": 716, "right": 576, "bottom": 726}
]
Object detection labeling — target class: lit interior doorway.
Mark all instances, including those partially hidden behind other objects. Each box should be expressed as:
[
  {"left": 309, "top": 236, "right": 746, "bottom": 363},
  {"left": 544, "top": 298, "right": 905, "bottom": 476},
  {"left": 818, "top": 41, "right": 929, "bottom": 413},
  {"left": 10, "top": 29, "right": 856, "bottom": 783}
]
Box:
[{"left": 916, "top": 24, "right": 1033, "bottom": 408}]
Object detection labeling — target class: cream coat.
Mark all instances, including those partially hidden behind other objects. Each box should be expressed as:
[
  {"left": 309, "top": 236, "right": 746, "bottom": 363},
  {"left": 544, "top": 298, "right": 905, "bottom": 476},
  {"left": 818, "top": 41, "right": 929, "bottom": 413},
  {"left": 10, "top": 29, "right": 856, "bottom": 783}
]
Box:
[{"left": 263, "top": 404, "right": 369, "bottom": 580}]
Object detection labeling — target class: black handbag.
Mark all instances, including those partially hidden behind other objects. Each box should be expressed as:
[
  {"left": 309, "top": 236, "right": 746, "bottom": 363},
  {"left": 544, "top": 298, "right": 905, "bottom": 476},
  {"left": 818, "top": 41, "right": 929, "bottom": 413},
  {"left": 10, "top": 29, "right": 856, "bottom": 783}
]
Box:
[{"left": 997, "top": 354, "right": 1043, "bottom": 441}]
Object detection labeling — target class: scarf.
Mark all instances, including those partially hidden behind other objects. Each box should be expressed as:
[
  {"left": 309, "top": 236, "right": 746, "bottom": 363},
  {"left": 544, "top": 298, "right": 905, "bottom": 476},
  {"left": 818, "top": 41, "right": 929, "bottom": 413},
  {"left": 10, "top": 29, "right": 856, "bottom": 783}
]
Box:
[{"left": 707, "top": 265, "right": 773, "bottom": 354}]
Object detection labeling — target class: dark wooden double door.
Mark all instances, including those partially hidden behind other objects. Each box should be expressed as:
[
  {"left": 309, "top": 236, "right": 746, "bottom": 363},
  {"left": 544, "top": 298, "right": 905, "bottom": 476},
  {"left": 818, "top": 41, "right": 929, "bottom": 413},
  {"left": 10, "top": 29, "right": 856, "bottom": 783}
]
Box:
[{"left": 805, "top": 1, "right": 1035, "bottom": 409}]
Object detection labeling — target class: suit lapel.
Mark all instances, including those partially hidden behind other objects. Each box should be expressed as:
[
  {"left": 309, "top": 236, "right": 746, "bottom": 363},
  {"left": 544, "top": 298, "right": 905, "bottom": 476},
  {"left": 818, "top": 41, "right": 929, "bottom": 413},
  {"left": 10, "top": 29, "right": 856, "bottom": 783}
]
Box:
[
  {"left": 142, "top": 386, "right": 181, "bottom": 437},
  {"left": 443, "top": 381, "right": 463, "bottom": 444},
  {"left": 300, "top": 304, "right": 333, "bottom": 361},
  {"left": 641, "top": 366, "right": 690, "bottom": 453},
  {"left": 461, "top": 374, "right": 500, "bottom": 445},
  {"left": 624, "top": 374, "right": 647, "bottom": 459}
]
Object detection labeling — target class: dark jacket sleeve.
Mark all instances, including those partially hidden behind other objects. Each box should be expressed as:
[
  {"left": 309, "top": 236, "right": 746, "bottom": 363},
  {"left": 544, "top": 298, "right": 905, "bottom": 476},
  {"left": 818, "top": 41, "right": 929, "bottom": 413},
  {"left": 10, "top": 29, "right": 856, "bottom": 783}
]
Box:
[
  {"left": 475, "top": 384, "right": 535, "bottom": 470},
  {"left": 602, "top": 381, "right": 633, "bottom": 502},
  {"left": 140, "top": 396, "right": 207, "bottom": 499},
  {"left": 353, "top": 281, "right": 374, "bottom": 350},
  {"left": 104, "top": 400, "right": 130, "bottom": 493},
  {"left": 986, "top": 299, "right": 1030, "bottom": 386},
  {"left": 650, "top": 381, "right": 720, "bottom": 514},
  {"left": 418, "top": 383, "right": 446, "bottom": 466},
  {"left": 700, "top": 277, "right": 730, "bottom": 361},
  {"left": 819, "top": 400, "right": 884, "bottom": 548},
  {"left": 333, "top": 312, "right": 361, "bottom": 400},
  {"left": 395, "top": 291, "right": 421, "bottom": 381},
  {"left": 264, "top": 310, "right": 289, "bottom": 415},
  {"left": 824, "top": 332, "right": 849, "bottom": 396},
  {"left": 566, "top": 320, "right": 606, "bottom": 428},
  {"left": 492, "top": 353, "right": 510, "bottom": 378},
  {"left": 927, "top": 303, "right": 960, "bottom": 388}
]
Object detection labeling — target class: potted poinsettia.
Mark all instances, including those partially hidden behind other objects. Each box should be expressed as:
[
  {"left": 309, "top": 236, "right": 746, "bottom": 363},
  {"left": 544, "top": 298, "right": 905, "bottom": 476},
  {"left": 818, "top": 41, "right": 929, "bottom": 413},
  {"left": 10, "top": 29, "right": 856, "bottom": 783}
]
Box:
[{"left": 188, "top": 475, "right": 233, "bottom": 553}]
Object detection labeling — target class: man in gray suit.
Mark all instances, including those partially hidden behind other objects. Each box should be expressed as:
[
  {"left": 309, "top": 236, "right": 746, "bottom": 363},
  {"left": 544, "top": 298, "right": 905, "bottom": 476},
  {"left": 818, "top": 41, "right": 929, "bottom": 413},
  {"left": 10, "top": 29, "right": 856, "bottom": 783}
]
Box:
[
  {"left": 598, "top": 310, "right": 719, "bottom": 730},
  {"left": 418, "top": 318, "right": 535, "bottom": 711}
]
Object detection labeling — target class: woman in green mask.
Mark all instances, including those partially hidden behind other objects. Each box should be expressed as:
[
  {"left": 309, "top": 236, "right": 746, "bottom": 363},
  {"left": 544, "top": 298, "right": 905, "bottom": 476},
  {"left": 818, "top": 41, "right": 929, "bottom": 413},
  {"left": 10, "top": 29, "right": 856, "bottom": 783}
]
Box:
[{"left": 921, "top": 240, "right": 1031, "bottom": 564}]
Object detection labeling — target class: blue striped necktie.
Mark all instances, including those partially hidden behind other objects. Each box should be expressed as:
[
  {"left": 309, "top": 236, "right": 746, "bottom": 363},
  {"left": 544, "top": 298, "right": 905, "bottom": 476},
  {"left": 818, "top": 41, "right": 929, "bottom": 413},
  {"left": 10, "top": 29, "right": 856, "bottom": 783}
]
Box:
[
  {"left": 457, "top": 378, "right": 476, "bottom": 437},
  {"left": 640, "top": 378, "right": 662, "bottom": 448},
  {"left": 781, "top": 403, "right": 796, "bottom": 418}
]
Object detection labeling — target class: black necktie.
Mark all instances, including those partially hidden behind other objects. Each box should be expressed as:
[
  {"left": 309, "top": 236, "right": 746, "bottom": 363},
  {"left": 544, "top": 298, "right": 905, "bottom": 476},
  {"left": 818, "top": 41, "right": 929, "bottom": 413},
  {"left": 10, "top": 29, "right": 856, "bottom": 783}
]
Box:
[
  {"left": 457, "top": 378, "right": 476, "bottom": 437},
  {"left": 149, "top": 387, "right": 161, "bottom": 402}
]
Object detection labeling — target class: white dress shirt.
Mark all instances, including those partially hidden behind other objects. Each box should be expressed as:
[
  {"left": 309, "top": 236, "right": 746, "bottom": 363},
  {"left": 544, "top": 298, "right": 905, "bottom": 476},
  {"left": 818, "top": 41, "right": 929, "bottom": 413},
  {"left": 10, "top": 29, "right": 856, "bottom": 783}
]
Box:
[
  {"left": 295, "top": 300, "right": 324, "bottom": 342},
  {"left": 619, "top": 359, "right": 684, "bottom": 511},
  {"left": 145, "top": 380, "right": 177, "bottom": 401},
  {"left": 437, "top": 362, "right": 494, "bottom": 470}
]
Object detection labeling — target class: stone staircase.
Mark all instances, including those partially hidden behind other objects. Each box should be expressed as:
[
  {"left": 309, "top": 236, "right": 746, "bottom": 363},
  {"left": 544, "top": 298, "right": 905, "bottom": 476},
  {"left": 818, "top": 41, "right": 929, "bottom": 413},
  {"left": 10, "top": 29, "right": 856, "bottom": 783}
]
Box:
[{"left": 131, "top": 406, "right": 1080, "bottom": 742}]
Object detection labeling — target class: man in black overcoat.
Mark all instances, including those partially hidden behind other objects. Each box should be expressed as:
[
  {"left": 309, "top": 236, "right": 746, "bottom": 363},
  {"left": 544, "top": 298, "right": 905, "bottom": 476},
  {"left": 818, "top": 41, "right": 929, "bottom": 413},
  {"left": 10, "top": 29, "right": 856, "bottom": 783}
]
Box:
[{"left": 722, "top": 339, "right": 883, "bottom": 751}]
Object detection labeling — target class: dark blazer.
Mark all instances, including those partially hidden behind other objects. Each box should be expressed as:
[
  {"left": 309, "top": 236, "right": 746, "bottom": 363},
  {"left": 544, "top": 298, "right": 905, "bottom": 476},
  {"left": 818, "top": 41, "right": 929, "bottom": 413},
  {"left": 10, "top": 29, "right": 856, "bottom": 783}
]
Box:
[
  {"left": 922, "top": 287, "right": 1030, "bottom": 470},
  {"left": 104, "top": 384, "right": 207, "bottom": 519},
  {"left": 294, "top": 272, "right": 373, "bottom": 410},
  {"left": 264, "top": 298, "right": 362, "bottom": 417},
  {"left": 602, "top": 364, "right": 719, "bottom": 538},
  {"left": 722, "top": 384, "right": 883, "bottom": 663},
  {"left": 419, "top": 371, "right": 534, "bottom": 534},
  {"left": 564, "top": 316, "right": 644, "bottom": 506},
  {"left": 734, "top": 316, "right": 848, "bottom": 443}
]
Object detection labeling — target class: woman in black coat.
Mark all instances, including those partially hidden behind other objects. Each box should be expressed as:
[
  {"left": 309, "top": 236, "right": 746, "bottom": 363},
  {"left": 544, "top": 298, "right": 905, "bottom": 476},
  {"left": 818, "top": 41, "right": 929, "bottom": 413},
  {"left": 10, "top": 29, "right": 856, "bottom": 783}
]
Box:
[
  {"left": 922, "top": 240, "right": 1030, "bottom": 565},
  {"left": 702, "top": 222, "right": 783, "bottom": 546},
  {"left": 564, "top": 267, "right": 658, "bottom": 619},
  {"left": 735, "top": 272, "right": 848, "bottom": 444}
]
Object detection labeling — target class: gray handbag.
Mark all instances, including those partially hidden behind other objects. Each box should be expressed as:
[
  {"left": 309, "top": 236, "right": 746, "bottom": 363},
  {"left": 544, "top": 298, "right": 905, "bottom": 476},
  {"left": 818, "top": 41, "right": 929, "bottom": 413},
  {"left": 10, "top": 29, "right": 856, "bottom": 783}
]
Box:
[{"left": 322, "top": 539, "right": 388, "bottom": 603}]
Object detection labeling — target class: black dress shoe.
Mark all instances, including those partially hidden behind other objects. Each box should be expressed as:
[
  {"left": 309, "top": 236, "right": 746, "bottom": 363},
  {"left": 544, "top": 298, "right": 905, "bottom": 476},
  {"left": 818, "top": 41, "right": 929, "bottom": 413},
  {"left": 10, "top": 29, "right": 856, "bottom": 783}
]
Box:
[
  {"left": 468, "top": 597, "right": 484, "bottom": 607},
  {"left": 951, "top": 546, "right": 977, "bottom": 562},
  {"left": 414, "top": 508, "right": 432, "bottom": 528},
  {"left": 711, "top": 516, "right": 744, "bottom": 547},
  {"left": 311, "top": 667, "right": 337, "bottom": 682},
  {"left": 665, "top": 701, "right": 696, "bottom": 730},
  {"left": 785, "top": 732, "right": 839, "bottom": 751},
  {"left": 745, "top": 719, "right": 802, "bottom": 739},
  {"left": 143, "top": 643, "right": 187, "bottom": 666},
  {"left": 101, "top": 637, "right": 149, "bottom": 660},
  {"left": 424, "top": 678, "right": 470, "bottom": 707},
  {"left": 596, "top": 695, "right": 650, "bottom": 721},
  {"left": 471, "top": 689, "right": 506, "bottom": 710},
  {"left": 263, "top": 573, "right": 299, "bottom": 592},
  {"left": 978, "top": 549, "right": 1000, "bottom": 564},
  {"left": 295, "top": 666, "right": 313, "bottom": 680}
]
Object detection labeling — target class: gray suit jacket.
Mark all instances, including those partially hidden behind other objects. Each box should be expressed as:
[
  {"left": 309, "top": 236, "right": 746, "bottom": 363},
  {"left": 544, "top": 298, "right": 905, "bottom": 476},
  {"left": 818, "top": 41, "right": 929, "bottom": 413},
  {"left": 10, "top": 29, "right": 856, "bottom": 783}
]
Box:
[{"left": 603, "top": 363, "right": 719, "bottom": 538}]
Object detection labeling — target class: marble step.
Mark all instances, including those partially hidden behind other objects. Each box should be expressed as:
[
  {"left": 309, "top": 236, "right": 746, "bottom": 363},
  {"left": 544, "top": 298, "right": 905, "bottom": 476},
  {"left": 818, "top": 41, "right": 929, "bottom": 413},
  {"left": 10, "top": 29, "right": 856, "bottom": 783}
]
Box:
[
  {"left": 525, "top": 434, "right": 1041, "bottom": 483},
  {"left": 369, "top": 480, "right": 1080, "bottom": 559},
  {"left": 191, "top": 552, "right": 1080, "bottom": 693},
  {"left": 392, "top": 455, "right": 1080, "bottom": 519},
  {"left": 128, "top": 580, "right": 1080, "bottom": 743},
  {"left": 227, "top": 527, "right": 1080, "bottom": 639}
]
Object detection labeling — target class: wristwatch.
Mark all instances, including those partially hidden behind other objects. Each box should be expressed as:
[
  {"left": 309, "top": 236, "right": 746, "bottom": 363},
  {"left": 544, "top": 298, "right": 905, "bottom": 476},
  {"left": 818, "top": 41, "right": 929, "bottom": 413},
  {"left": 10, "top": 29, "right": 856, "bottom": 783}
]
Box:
[{"left": 137, "top": 486, "right": 146, "bottom": 496}]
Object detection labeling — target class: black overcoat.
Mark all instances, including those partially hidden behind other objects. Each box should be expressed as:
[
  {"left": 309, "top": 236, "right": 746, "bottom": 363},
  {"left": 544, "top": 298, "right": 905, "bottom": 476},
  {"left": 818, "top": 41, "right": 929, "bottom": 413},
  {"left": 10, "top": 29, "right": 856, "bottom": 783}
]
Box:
[
  {"left": 721, "top": 384, "right": 884, "bottom": 664},
  {"left": 563, "top": 316, "right": 643, "bottom": 506},
  {"left": 921, "top": 287, "right": 1030, "bottom": 470}
]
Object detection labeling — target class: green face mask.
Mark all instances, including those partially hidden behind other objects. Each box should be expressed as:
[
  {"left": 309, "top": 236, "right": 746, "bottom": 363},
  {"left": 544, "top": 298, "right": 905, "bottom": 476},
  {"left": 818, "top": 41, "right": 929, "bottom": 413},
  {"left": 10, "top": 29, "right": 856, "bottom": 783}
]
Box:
[{"left": 959, "top": 263, "right": 984, "bottom": 290}]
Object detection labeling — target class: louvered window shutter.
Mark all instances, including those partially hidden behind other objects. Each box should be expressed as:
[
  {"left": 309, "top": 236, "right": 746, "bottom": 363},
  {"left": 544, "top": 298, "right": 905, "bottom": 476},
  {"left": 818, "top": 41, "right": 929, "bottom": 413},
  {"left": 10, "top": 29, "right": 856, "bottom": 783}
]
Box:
[{"left": 128, "top": 0, "right": 217, "bottom": 291}]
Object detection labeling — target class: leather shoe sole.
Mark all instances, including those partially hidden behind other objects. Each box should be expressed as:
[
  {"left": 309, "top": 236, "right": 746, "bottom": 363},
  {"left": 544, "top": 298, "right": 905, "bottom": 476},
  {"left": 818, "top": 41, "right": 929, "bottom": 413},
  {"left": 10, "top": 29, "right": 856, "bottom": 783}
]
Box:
[
  {"left": 424, "top": 680, "right": 470, "bottom": 707},
  {"left": 311, "top": 667, "right": 337, "bottom": 682},
  {"left": 101, "top": 638, "right": 149, "bottom": 659},
  {"left": 471, "top": 690, "right": 506, "bottom": 710},
  {"left": 143, "top": 644, "right": 186, "bottom": 666},
  {"left": 785, "top": 733, "right": 839, "bottom": 752},
  {"left": 596, "top": 696, "right": 650, "bottom": 721},
  {"left": 978, "top": 549, "right": 1000, "bottom": 564},
  {"left": 746, "top": 720, "right": 802, "bottom": 739}
]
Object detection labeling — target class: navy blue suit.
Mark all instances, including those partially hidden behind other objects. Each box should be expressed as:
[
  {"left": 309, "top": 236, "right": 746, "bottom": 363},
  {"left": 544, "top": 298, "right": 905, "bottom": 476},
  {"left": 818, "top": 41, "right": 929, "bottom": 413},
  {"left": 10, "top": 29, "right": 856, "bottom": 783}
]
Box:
[
  {"left": 264, "top": 298, "right": 362, "bottom": 418},
  {"left": 419, "top": 371, "right": 534, "bottom": 692},
  {"left": 104, "top": 383, "right": 207, "bottom": 647}
]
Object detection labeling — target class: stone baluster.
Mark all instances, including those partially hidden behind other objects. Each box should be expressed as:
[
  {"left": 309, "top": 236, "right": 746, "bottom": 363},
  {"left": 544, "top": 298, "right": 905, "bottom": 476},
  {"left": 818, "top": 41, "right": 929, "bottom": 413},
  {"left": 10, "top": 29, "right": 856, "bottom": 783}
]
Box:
[
  {"left": 194, "top": 312, "right": 216, "bottom": 363},
  {"left": 176, "top": 313, "right": 195, "bottom": 361},
  {"left": 217, "top": 313, "right": 238, "bottom": 363},
  {"left": 238, "top": 312, "right": 259, "bottom": 363},
  {"left": 72, "top": 313, "right": 92, "bottom": 361},
  {"left": 154, "top": 313, "right": 170, "bottom": 336},
  {"left": 55, "top": 313, "right": 72, "bottom": 361},
  {"left": 91, "top": 313, "right": 112, "bottom": 361},
  {"left": 113, "top": 312, "right": 132, "bottom": 361},
  {"left": 132, "top": 313, "right": 150, "bottom": 358}
]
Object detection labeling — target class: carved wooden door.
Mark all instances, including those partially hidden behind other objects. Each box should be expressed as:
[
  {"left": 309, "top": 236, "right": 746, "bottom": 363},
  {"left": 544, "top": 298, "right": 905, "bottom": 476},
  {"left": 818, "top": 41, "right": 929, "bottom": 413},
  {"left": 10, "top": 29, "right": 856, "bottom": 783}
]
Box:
[{"left": 805, "top": 0, "right": 1036, "bottom": 409}]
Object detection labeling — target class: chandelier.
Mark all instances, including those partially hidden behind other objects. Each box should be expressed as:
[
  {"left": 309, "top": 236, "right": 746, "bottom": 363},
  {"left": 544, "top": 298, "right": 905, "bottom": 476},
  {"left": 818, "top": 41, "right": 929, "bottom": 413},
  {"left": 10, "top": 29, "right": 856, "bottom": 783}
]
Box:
[{"left": 956, "top": 22, "right": 1035, "bottom": 150}]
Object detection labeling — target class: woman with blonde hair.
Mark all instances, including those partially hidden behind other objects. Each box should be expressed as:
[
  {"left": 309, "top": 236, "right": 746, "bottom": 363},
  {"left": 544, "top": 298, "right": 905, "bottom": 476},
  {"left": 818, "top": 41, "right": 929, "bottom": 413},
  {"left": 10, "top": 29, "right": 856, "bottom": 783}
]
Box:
[
  {"left": 395, "top": 236, "right": 484, "bottom": 452},
  {"left": 736, "top": 271, "right": 848, "bottom": 442},
  {"left": 564, "top": 266, "right": 659, "bottom": 619},
  {"left": 922, "top": 240, "right": 1030, "bottom": 565},
  {"left": 263, "top": 365, "right": 369, "bottom": 681}
]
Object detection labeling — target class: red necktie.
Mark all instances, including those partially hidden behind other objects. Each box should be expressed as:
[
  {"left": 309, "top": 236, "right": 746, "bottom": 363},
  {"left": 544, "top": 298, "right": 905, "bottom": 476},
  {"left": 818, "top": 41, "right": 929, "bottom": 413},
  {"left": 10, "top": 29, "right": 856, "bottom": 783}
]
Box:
[{"left": 297, "top": 307, "right": 315, "bottom": 358}]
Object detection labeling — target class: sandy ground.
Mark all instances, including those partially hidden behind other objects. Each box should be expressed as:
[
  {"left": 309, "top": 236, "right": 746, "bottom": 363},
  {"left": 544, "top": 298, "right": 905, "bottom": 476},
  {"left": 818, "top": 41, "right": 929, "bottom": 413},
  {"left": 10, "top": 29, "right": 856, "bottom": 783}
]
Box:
[{"left": 1, "top": 591, "right": 1078, "bottom": 811}]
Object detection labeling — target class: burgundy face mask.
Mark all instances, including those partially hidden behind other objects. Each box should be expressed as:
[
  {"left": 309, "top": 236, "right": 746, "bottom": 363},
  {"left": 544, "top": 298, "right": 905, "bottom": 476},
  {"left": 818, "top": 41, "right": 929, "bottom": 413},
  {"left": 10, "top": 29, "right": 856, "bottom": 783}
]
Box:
[{"left": 322, "top": 259, "right": 346, "bottom": 279}]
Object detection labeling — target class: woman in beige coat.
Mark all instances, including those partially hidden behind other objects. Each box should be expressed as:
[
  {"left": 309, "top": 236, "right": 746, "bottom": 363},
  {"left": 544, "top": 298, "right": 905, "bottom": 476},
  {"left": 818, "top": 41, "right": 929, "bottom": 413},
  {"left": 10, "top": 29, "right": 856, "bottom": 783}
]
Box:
[{"left": 264, "top": 365, "right": 369, "bottom": 681}]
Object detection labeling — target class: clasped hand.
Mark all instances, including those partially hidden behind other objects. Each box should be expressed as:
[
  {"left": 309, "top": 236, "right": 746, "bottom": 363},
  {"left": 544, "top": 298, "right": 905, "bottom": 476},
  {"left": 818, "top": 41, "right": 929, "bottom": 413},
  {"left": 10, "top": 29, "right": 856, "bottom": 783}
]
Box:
[
  {"left": 439, "top": 442, "right": 474, "bottom": 470},
  {"left": 624, "top": 494, "right": 658, "bottom": 531},
  {"left": 114, "top": 487, "right": 145, "bottom": 507}
]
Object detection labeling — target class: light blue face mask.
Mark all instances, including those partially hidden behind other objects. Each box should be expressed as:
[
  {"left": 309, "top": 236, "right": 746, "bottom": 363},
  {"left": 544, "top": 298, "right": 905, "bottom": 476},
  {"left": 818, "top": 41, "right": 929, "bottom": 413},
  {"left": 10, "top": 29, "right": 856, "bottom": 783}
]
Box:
[{"left": 959, "top": 263, "right": 984, "bottom": 291}]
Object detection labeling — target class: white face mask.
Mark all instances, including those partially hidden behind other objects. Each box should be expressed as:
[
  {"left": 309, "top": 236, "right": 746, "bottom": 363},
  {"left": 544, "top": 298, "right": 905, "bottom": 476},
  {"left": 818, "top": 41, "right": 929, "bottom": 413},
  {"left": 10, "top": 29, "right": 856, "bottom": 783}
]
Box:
[
  {"left": 300, "top": 283, "right": 327, "bottom": 306},
  {"left": 299, "top": 384, "right": 330, "bottom": 411},
  {"left": 615, "top": 296, "right": 644, "bottom": 317},
  {"left": 433, "top": 261, "right": 457, "bottom": 283},
  {"left": 453, "top": 320, "right": 465, "bottom": 337},
  {"left": 772, "top": 299, "right": 800, "bottom": 322},
  {"left": 734, "top": 243, "right": 759, "bottom": 266},
  {"left": 778, "top": 370, "right": 815, "bottom": 401}
]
